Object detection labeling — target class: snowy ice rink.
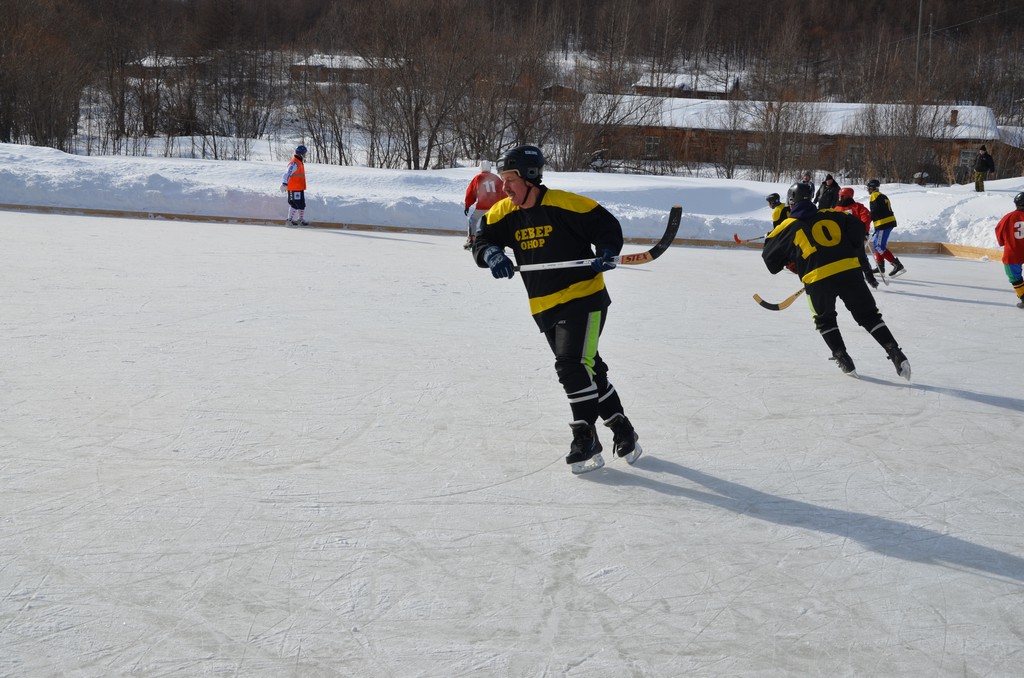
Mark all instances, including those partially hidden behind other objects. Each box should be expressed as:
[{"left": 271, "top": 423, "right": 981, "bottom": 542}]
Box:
[{"left": 2, "top": 210, "right": 1022, "bottom": 677}]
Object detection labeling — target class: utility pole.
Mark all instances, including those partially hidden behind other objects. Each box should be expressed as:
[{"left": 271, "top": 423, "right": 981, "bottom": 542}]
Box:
[{"left": 915, "top": 0, "right": 923, "bottom": 85}]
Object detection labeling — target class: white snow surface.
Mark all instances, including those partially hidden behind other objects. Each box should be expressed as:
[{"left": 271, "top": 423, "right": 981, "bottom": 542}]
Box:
[
  {"left": 1, "top": 141, "right": 1021, "bottom": 248},
  {"left": 1, "top": 144, "right": 1023, "bottom": 677}
]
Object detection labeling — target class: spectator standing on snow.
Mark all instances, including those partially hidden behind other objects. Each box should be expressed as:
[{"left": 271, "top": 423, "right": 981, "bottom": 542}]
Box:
[
  {"left": 866, "top": 179, "right": 906, "bottom": 277},
  {"left": 814, "top": 174, "right": 840, "bottom": 209},
  {"left": 471, "top": 144, "right": 641, "bottom": 474},
  {"left": 994, "top": 192, "right": 1024, "bottom": 309},
  {"left": 762, "top": 182, "right": 911, "bottom": 380},
  {"left": 281, "top": 145, "right": 309, "bottom": 227},
  {"left": 462, "top": 160, "right": 504, "bottom": 250},
  {"left": 974, "top": 145, "right": 995, "bottom": 192}
]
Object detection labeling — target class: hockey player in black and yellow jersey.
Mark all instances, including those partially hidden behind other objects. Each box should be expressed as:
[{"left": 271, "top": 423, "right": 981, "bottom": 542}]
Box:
[
  {"left": 762, "top": 182, "right": 911, "bottom": 380},
  {"left": 472, "top": 145, "right": 641, "bottom": 474},
  {"left": 866, "top": 179, "right": 906, "bottom": 276},
  {"left": 767, "top": 192, "right": 790, "bottom": 227}
]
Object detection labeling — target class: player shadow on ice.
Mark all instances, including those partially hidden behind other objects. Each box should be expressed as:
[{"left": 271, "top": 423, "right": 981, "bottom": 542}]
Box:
[
  {"left": 893, "top": 278, "right": 1005, "bottom": 294},
  {"left": 857, "top": 375, "right": 1024, "bottom": 413},
  {"left": 880, "top": 287, "right": 1010, "bottom": 308},
  {"left": 585, "top": 458, "right": 1024, "bottom": 583},
  {"left": 872, "top": 280, "right": 1007, "bottom": 309},
  {"left": 318, "top": 229, "right": 438, "bottom": 245}
]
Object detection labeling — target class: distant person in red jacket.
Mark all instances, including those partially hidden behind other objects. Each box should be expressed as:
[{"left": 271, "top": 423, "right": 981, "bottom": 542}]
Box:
[
  {"left": 994, "top": 192, "right": 1024, "bottom": 308},
  {"left": 462, "top": 160, "right": 504, "bottom": 250},
  {"left": 835, "top": 187, "right": 871, "bottom": 237}
]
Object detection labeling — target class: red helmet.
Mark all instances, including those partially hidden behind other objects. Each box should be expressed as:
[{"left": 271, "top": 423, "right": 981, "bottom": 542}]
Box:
[{"left": 839, "top": 187, "right": 854, "bottom": 200}]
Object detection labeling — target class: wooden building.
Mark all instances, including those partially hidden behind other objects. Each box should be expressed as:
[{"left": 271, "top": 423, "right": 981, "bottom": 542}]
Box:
[
  {"left": 289, "top": 54, "right": 377, "bottom": 84},
  {"left": 586, "top": 95, "right": 1011, "bottom": 183}
]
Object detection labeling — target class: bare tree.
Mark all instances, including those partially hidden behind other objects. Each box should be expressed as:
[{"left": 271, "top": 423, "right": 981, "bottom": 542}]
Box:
[
  {"left": 347, "top": 0, "right": 481, "bottom": 169},
  {"left": 494, "top": 30, "right": 559, "bottom": 153},
  {"left": 847, "top": 103, "right": 955, "bottom": 183},
  {"left": 554, "top": 92, "right": 663, "bottom": 172},
  {"left": 744, "top": 99, "right": 822, "bottom": 182},
  {"left": 0, "top": 0, "right": 94, "bottom": 149},
  {"left": 299, "top": 79, "right": 354, "bottom": 165}
]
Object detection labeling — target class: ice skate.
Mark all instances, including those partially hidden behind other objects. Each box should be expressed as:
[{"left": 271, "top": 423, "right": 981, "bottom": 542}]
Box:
[
  {"left": 884, "top": 344, "right": 911, "bottom": 381},
  {"left": 566, "top": 421, "right": 604, "bottom": 474},
  {"left": 832, "top": 349, "right": 858, "bottom": 377},
  {"left": 889, "top": 259, "right": 906, "bottom": 277},
  {"left": 604, "top": 413, "right": 642, "bottom": 464}
]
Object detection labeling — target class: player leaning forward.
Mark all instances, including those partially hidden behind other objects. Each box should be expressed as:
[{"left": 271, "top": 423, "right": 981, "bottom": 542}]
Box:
[
  {"left": 472, "top": 145, "right": 640, "bottom": 474},
  {"left": 762, "top": 182, "right": 911, "bottom": 380}
]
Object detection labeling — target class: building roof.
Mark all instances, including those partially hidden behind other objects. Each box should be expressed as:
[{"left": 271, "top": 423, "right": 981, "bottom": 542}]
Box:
[
  {"left": 633, "top": 71, "right": 739, "bottom": 95},
  {"left": 586, "top": 95, "right": 999, "bottom": 141},
  {"left": 293, "top": 54, "right": 373, "bottom": 70},
  {"left": 129, "top": 55, "right": 212, "bottom": 69}
]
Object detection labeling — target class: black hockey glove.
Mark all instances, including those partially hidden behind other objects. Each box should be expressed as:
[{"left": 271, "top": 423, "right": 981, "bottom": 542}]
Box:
[
  {"left": 483, "top": 247, "right": 514, "bottom": 279},
  {"left": 590, "top": 248, "right": 617, "bottom": 272}
]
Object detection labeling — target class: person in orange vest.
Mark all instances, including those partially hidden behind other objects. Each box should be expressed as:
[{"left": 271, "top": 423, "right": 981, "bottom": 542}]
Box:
[
  {"left": 462, "top": 159, "right": 504, "bottom": 250},
  {"left": 280, "top": 145, "right": 309, "bottom": 226}
]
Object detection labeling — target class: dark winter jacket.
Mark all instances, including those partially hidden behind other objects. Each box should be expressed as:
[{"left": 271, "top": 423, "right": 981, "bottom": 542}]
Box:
[
  {"left": 814, "top": 180, "right": 840, "bottom": 209},
  {"left": 974, "top": 150, "right": 995, "bottom": 174}
]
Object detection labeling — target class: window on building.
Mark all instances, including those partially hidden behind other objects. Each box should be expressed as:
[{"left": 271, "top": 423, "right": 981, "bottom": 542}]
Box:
[
  {"left": 644, "top": 136, "right": 661, "bottom": 159},
  {"left": 846, "top": 144, "right": 865, "bottom": 171},
  {"left": 746, "top": 142, "right": 761, "bottom": 163}
]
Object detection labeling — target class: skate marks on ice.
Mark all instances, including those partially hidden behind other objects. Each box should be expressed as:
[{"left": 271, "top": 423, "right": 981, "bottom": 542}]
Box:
[{"left": 582, "top": 458, "right": 1024, "bottom": 584}]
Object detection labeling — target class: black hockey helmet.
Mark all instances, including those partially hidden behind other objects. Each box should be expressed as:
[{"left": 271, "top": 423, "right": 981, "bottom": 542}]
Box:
[
  {"left": 1015, "top": 192, "right": 1024, "bottom": 209},
  {"left": 766, "top": 192, "right": 781, "bottom": 206},
  {"left": 787, "top": 182, "right": 813, "bottom": 205},
  {"left": 866, "top": 178, "right": 880, "bottom": 191},
  {"left": 496, "top": 145, "right": 544, "bottom": 184}
]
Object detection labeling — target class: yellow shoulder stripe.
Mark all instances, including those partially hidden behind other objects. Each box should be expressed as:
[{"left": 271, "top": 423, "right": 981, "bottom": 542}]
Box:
[
  {"left": 540, "top": 189, "right": 599, "bottom": 214},
  {"left": 767, "top": 217, "right": 797, "bottom": 239},
  {"left": 486, "top": 197, "right": 516, "bottom": 224}
]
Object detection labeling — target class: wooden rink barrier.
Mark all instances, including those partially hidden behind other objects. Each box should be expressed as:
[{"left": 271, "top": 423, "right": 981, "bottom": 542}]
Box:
[
  {"left": 696, "top": 236, "right": 1002, "bottom": 261},
  {"left": 0, "top": 203, "right": 1005, "bottom": 262}
]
